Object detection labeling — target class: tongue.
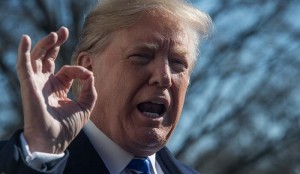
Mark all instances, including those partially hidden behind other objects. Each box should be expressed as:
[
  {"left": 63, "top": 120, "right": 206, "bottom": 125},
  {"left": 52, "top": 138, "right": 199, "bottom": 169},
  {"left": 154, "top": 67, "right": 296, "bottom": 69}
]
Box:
[{"left": 137, "top": 102, "right": 164, "bottom": 115}]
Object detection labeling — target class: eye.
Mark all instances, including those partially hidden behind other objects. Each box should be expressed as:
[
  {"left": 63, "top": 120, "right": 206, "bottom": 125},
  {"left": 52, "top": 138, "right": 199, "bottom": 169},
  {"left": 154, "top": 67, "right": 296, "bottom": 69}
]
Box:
[
  {"left": 129, "top": 54, "right": 152, "bottom": 65},
  {"left": 169, "top": 58, "right": 188, "bottom": 73}
]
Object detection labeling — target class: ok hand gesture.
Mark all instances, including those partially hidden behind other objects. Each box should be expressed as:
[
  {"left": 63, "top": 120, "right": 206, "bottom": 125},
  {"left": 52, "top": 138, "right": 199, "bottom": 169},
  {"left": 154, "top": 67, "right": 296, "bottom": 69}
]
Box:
[{"left": 17, "top": 27, "right": 97, "bottom": 154}]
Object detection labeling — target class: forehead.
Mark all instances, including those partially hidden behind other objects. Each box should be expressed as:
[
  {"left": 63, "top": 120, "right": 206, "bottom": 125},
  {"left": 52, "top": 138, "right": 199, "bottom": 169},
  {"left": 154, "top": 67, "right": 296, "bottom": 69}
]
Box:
[
  {"left": 116, "top": 12, "right": 197, "bottom": 55},
  {"left": 137, "top": 14, "right": 187, "bottom": 41}
]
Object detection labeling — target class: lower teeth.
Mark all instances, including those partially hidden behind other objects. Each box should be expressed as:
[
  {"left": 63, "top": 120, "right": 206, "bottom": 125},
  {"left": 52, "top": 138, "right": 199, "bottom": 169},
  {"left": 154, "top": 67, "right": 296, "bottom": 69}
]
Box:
[{"left": 143, "top": 112, "right": 159, "bottom": 117}]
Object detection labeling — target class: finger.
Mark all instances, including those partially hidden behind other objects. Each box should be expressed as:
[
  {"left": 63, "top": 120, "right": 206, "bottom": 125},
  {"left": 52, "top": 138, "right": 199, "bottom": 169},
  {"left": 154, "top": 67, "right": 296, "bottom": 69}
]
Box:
[
  {"left": 45, "top": 27, "right": 69, "bottom": 58},
  {"left": 16, "top": 35, "right": 32, "bottom": 81},
  {"left": 42, "top": 27, "right": 69, "bottom": 73},
  {"left": 55, "top": 65, "right": 94, "bottom": 90},
  {"left": 55, "top": 65, "right": 97, "bottom": 111},
  {"left": 55, "top": 26, "right": 69, "bottom": 47},
  {"left": 43, "top": 27, "right": 69, "bottom": 61},
  {"left": 77, "top": 71, "right": 97, "bottom": 112},
  {"left": 30, "top": 32, "right": 58, "bottom": 63}
]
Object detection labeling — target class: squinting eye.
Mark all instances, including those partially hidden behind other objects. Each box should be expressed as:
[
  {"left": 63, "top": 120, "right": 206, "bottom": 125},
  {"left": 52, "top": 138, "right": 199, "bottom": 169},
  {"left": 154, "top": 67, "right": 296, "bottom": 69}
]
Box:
[
  {"left": 170, "top": 59, "right": 187, "bottom": 73},
  {"left": 129, "top": 55, "right": 152, "bottom": 65}
]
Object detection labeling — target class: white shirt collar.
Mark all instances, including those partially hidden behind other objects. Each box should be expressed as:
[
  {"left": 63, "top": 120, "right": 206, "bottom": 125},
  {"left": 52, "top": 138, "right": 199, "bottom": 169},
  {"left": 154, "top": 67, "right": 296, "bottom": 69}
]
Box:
[{"left": 83, "top": 120, "right": 159, "bottom": 174}]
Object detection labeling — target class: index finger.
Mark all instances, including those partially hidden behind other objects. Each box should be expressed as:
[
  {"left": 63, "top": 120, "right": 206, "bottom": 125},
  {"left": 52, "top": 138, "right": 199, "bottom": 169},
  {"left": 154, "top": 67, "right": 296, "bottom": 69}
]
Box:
[
  {"left": 55, "top": 65, "right": 97, "bottom": 110},
  {"left": 55, "top": 65, "right": 94, "bottom": 89}
]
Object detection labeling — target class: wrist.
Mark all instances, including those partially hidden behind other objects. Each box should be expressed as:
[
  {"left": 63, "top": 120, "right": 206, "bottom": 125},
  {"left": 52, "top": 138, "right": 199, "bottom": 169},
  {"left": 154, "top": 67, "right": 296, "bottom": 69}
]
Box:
[
  {"left": 23, "top": 131, "right": 65, "bottom": 154},
  {"left": 20, "top": 133, "right": 65, "bottom": 168}
]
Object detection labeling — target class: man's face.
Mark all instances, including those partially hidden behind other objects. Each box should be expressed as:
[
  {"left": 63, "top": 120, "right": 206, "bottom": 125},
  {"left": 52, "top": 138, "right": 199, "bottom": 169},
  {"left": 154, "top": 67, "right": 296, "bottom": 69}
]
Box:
[{"left": 89, "top": 12, "right": 197, "bottom": 156}]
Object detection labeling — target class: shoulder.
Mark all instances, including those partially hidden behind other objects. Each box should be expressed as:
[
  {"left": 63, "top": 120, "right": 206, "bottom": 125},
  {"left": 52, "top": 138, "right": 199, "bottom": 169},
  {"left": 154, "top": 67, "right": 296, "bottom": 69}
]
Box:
[{"left": 157, "top": 147, "right": 200, "bottom": 174}]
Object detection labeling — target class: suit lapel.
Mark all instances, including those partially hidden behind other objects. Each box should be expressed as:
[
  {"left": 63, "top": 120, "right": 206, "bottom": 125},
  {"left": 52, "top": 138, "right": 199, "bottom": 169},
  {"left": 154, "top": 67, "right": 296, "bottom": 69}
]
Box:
[
  {"left": 157, "top": 147, "right": 188, "bottom": 174},
  {"left": 157, "top": 147, "right": 200, "bottom": 174},
  {"left": 65, "top": 131, "right": 110, "bottom": 174},
  {"left": 156, "top": 147, "right": 180, "bottom": 174}
]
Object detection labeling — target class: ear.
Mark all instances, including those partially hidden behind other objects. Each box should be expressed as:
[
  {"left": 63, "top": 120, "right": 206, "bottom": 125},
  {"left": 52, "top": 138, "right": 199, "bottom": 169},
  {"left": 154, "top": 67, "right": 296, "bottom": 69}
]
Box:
[{"left": 77, "top": 52, "right": 93, "bottom": 71}]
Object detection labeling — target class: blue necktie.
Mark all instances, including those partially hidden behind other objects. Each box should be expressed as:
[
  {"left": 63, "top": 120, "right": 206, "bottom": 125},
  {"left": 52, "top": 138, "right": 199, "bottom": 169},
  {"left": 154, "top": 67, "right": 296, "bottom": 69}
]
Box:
[{"left": 126, "top": 156, "right": 151, "bottom": 174}]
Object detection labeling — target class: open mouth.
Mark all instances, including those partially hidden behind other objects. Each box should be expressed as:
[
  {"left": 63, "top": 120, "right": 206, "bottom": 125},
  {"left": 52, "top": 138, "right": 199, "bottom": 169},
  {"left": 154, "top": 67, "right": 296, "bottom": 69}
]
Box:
[{"left": 137, "top": 101, "right": 166, "bottom": 118}]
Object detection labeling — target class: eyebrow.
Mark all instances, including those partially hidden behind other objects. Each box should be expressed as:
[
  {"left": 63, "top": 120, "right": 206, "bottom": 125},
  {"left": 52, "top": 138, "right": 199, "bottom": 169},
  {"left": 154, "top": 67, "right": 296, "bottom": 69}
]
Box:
[
  {"left": 171, "top": 47, "right": 189, "bottom": 56},
  {"left": 129, "top": 40, "right": 191, "bottom": 59},
  {"left": 133, "top": 42, "right": 188, "bottom": 52},
  {"left": 132, "top": 42, "right": 160, "bottom": 51}
]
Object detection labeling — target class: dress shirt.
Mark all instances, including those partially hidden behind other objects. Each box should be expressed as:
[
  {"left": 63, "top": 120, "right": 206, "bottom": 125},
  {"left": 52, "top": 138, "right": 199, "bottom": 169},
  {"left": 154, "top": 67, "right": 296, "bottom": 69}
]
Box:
[{"left": 83, "top": 121, "right": 164, "bottom": 174}]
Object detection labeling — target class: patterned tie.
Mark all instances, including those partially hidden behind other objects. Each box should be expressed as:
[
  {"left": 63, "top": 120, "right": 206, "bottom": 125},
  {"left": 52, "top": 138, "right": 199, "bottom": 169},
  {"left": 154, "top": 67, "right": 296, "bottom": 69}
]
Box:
[{"left": 126, "top": 156, "right": 151, "bottom": 174}]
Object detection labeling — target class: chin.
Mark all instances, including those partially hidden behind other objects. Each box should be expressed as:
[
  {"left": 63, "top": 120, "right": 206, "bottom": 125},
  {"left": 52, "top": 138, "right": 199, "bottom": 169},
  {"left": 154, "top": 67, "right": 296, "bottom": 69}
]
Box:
[{"left": 131, "top": 127, "right": 168, "bottom": 156}]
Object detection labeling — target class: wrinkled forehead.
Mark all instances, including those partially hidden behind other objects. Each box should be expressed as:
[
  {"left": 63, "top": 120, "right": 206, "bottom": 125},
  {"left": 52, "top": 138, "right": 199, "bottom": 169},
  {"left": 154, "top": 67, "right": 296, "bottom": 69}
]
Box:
[
  {"left": 141, "top": 9, "right": 192, "bottom": 37},
  {"left": 126, "top": 10, "right": 198, "bottom": 61},
  {"left": 123, "top": 11, "right": 198, "bottom": 54}
]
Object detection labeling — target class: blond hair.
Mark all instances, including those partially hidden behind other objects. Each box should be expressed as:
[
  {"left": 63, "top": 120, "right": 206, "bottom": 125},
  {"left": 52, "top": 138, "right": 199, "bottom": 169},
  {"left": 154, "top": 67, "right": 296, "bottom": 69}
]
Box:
[{"left": 72, "top": 0, "right": 212, "bottom": 97}]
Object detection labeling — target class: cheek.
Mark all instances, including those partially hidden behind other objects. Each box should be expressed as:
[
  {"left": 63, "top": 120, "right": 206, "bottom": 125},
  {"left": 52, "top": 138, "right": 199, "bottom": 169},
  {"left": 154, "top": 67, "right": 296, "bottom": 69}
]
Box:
[
  {"left": 169, "top": 76, "right": 189, "bottom": 122},
  {"left": 104, "top": 67, "right": 142, "bottom": 109},
  {"left": 173, "top": 75, "right": 189, "bottom": 103}
]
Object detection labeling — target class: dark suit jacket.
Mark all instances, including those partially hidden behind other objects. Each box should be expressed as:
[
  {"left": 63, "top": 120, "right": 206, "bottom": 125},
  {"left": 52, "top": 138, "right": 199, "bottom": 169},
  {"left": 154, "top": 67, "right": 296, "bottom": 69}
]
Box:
[{"left": 0, "top": 130, "right": 199, "bottom": 174}]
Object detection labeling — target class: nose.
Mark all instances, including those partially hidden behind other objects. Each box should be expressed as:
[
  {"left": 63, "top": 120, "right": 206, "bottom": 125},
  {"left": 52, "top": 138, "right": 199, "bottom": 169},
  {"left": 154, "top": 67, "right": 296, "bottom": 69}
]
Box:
[{"left": 149, "top": 61, "right": 172, "bottom": 88}]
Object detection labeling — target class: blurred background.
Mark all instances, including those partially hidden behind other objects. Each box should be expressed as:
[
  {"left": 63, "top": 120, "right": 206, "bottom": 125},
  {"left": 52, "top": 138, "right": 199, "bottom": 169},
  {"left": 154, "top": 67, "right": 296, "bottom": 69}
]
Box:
[{"left": 0, "top": 0, "right": 300, "bottom": 173}]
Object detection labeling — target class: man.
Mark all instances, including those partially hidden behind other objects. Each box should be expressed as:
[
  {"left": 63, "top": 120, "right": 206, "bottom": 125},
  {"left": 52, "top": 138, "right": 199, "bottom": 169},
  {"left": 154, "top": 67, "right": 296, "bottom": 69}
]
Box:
[{"left": 0, "top": 0, "right": 212, "bottom": 173}]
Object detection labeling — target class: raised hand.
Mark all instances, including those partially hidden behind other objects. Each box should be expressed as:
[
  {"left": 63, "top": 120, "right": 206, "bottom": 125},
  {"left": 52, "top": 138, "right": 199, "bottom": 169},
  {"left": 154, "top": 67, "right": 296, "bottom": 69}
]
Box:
[{"left": 17, "top": 27, "right": 97, "bottom": 154}]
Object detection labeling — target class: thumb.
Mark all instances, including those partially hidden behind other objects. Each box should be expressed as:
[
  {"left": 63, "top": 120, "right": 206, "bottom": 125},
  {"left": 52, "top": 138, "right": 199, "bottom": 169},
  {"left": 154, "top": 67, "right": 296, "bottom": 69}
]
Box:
[{"left": 77, "top": 72, "right": 97, "bottom": 112}]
